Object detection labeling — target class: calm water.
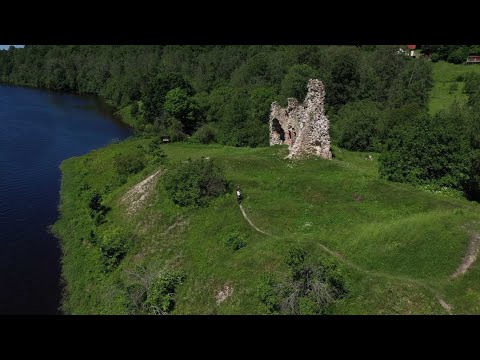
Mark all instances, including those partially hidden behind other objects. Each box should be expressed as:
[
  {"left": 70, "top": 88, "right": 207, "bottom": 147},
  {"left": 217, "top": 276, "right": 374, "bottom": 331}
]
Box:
[{"left": 0, "top": 85, "right": 132, "bottom": 314}]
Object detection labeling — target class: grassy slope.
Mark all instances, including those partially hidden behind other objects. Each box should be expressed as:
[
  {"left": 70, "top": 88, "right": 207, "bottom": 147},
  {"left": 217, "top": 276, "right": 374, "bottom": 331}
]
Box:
[
  {"left": 429, "top": 61, "right": 480, "bottom": 114},
  {"left": 114, "top": 102, "right": 144, "bottom": 130},
  {"left": 53, "top": 140, "right": 480, "bottom": 314}
]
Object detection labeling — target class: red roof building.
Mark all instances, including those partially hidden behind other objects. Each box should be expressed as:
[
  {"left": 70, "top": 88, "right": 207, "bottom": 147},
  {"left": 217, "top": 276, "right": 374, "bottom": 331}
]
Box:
[
  {"left": 407, "top": 45, "right": 416, "bottom": 50},
  {"left": 466, "top": 55, "right": 480, "bottom": 64}
]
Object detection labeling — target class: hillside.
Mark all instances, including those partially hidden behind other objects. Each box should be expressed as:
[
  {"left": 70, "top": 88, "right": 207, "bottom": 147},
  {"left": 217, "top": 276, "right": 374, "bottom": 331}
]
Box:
[
  {"left": 53, "top": 140, "right": 480, "bottom": 314},
  {"left": 429, "top": 61, "right": 480, "bottom": 114}
]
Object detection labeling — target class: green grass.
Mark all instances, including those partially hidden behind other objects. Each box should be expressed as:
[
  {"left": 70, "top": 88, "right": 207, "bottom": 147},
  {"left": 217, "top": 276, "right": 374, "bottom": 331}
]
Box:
[
  {"left": 114, "top": 102, "right": 144, "bottom": 130},
  {"left": 53, "top": 140, "right": 480, "bottom": 314},
  {"left": 429, "top": 61, "right": 480, "bottom": 114}
]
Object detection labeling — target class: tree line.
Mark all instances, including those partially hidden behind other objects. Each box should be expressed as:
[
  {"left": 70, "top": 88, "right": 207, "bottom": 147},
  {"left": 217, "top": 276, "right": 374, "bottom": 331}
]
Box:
[
  {"left": 6, "top": 45, "right": 480, "bottom": 200},
  {"left": 0, "top": 45, "right": 432, "bottom": 148}
]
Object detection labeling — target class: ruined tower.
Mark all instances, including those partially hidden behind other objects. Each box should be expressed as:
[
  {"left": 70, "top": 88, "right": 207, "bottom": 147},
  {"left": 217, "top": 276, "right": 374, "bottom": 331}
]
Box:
[{"left": 269, "top": 79, "right": 332, "bottom": 160}]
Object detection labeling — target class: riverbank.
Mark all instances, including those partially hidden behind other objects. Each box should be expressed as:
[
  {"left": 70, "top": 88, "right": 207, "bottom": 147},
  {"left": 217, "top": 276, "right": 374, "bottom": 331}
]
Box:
[{"left": 0, "top": 80, "right": 145, "bottom": 133}]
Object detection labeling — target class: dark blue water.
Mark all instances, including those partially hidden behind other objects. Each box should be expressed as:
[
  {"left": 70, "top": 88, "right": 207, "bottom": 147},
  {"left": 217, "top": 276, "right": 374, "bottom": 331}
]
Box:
[{"left": 0, "top": 85, "right": 132, "bottom": 314}]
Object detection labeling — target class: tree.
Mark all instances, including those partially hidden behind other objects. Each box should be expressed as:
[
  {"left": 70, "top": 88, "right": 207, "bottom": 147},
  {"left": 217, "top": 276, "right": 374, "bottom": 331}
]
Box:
[
  {"left": 379, "top": 108, "right": 472, "bottom": 190},
  {"left": 163, "top": 87, "right": 200, "bottom": 133},
  {"left": 327, "top": 47, "right": 361, "bottom": 108},
  {"left": 280, "top": 64, "right": 318, "bottom": 104},
  {"left": 142, "top": 72, "right": 193, "bottom": 124},
  {"left": 334, "top": 100, "right": 383, "bottom": 152},
  {"left": 248, "top": 86, "right": 277, "bottom": 123}
]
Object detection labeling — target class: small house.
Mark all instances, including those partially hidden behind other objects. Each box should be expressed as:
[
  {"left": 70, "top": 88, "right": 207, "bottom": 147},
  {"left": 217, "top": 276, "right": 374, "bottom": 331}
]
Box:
[
  {"left": 407, "top": 45, "right": 416, "bottom": 58},
  {"left": 466, "top": 55, "right": 480, "bottom": 65}
]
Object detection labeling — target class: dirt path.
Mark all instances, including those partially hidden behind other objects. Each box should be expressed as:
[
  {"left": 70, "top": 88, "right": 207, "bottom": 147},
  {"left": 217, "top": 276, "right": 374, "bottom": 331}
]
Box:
[
  {"left": 238, "top": 204, "right": 271, "bottom": 236},
  {"left": 319, "top": 242, "right": 453, "bottom": 314},
  {"left": 238, "top": 202, "right": 453, "bottom": 313},
  {"left": 451, "top": 233, "right": 480, "bottom": 279},
  {"left": 321, "top": 244, "right": 454, "bottom": 314},
  {"left": 122, "top": 169, "right": 162, "bottom": 216}
]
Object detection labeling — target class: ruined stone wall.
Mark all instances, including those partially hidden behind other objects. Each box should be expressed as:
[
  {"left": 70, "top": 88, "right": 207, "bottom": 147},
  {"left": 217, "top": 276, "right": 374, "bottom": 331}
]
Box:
[{"left": 269, "top": 79, "right": 332, "bottom": 160}]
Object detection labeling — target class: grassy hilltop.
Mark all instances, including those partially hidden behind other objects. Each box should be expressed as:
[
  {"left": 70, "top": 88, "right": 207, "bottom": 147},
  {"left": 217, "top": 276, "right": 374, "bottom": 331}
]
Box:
[{"left": 53, "top": 139, "right": 480, "bottom": 314}]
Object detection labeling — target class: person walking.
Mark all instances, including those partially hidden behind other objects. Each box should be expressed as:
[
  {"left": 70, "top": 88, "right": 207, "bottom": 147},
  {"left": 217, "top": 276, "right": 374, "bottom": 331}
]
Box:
[{"left": 236, "top": 185, "right": 242, "bottom": 204}]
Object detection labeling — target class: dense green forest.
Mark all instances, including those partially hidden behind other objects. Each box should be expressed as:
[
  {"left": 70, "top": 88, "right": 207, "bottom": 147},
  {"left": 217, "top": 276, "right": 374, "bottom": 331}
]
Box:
[{"left": 1, "top": 45, "right": 480, "bottom": 198}]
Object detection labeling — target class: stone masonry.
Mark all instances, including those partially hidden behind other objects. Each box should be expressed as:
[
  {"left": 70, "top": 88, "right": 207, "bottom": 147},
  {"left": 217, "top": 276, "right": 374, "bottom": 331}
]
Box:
[{"left": 269, "top": 79, "right": 332, "bottom": 159}]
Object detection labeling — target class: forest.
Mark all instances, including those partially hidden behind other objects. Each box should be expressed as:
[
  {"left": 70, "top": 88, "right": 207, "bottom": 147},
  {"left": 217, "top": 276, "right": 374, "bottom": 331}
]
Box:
[{"left": 1, "top": 45, "right": 480, "bottom": 200}]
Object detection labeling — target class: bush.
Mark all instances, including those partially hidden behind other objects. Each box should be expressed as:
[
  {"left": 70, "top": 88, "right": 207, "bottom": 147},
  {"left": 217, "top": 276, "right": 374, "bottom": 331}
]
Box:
[
  {"left": 88, "top": 191, "right": 110, "bottom": 225},
  {"left": 99, "top": 227, "right": 132, "bottom": 272},
  {"left": 130, "top": 102, "right": 139, "bottom": 117},
  {"left": 256, "top": 273, "right": 280, "bottom": 314},
  {"left": 256, "top": 245, "right": 347, "bottom": 315},
  {"left": 464, "top": 72, "right": 480, "bottom": 97},
  {"left": 191, "top": 123, "right": 218, "bottom": 144},
  {"left": 163, "top": 159, "right": 229, "bottom": 207},
  {"left": 225, "top": 232, "right": 247, "bottom": 251},
  {"left": 114, "top": 152, "right": 145, "bottom": 178},
  {"left": 154, "top": 113, "right": 187, "bottom": 142},
  {"left": 143, "top": 271, "right": 184, "bottom": 314},
  {"left": 147, "top": 138, "right": 167, "bottom": 164},
  {"left": 447, "top": 48, "right": 469, "bottom": 64},
  {"left": 449, "top": 82, "right": 459, "bottom": 94}
]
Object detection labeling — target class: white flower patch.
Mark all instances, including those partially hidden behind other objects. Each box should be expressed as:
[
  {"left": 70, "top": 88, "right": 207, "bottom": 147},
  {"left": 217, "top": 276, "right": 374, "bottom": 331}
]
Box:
[{"left": 302, "top": 221, "right": 313, "bottom": 229}]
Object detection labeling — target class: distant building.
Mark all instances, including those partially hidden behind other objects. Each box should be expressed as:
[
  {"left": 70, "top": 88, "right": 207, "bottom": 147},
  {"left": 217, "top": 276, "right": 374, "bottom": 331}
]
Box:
[
  {"left": 397, "top": 45, "right": 417, "bottom": 58},
  {"left": 407, "top": 45, "right": 416, "bottom": 58},
  {"left": 466, "top": 55, "right": 480, "bottom": 65}
]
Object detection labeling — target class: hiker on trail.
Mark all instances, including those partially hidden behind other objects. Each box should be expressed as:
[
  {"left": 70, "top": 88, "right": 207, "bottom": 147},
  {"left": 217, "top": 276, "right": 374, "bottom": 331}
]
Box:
[{"left": 236, "top": 185, "right": 242, "bottom": 204}]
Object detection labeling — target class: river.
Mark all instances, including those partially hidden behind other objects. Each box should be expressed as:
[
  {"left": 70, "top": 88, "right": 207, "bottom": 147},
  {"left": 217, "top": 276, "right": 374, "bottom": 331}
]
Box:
[{"left": 0, "top": 85, "right": 132, "bottom": 314}]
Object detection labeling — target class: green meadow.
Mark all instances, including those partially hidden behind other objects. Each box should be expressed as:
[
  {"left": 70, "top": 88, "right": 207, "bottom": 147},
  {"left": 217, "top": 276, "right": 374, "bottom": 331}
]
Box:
[
  {"left": 53, "top": 140, "right": 480, "bottom": 314},
  {"left": 429, "top": 61, "right": 480, "bottom": 114}
]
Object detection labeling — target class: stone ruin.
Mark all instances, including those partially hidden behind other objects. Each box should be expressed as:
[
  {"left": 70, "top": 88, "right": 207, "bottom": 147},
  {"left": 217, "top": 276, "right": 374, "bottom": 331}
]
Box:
[{"left": 269, "top": 79, "right": 332, "bottom": 160}]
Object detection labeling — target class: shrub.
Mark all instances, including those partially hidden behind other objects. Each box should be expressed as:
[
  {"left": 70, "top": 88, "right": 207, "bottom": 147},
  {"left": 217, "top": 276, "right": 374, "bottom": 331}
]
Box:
[
  {"left": 256, "top": 273, "right": 280, "bottom": 314},
  {"left": 256, "top": 245, "right": 347, "bottom": 315},
  {"left": 99, "top": 227, "right": 132, "bottom": 272},
  {"left": 163, "top": 159, "right": 229, "bottom": 207},
  {"left": 225, "top": 232, "right": 247, "bottom": 251},
  {"left": 281, "top": 246, "right": 347, "bottom": 315},
  {"left": 147, "top": 138, "right": 167, "bottom": 164},
  {"left": 143, "top": 271, "right": 184, "bottom": 314},
  {"left": 464, "top": 72, "right": 480, "bottom": 97},
  {"left": 130, "top": 102, "right": 139, "bottom": 117},
  {"left": 447, "top": 48, "right": 469, "bottom": 64},
  {"left": 88, "top": 191, "right": 110, "bottom": 225},
  {"left": 191, "top": 123, "right": 218, "bottom": 144},
  {"left": 154, "top": 113, "right": 187, "bottom": 142},
  {"left": 448, "top": 82, "right": 459, "bottom": 94},
  {"left": 114, "top": 152, "right": 145, "bottom": 178}
]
